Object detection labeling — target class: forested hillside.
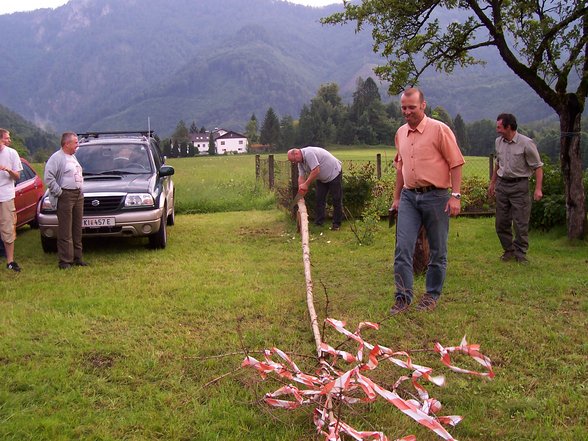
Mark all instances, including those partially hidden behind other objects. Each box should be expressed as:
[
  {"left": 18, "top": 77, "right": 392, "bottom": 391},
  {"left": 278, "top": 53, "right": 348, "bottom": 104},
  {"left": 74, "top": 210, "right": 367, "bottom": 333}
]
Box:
[{"left": 0, "top": 104, "right": 59, "bottom": 157}]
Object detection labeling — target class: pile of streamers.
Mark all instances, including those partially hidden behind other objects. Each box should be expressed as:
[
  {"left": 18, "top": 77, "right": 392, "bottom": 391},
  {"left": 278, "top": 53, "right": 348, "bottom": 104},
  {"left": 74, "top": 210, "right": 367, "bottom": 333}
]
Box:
[{"left": 243, "top": 318, "right": 494, "bottom": 441}]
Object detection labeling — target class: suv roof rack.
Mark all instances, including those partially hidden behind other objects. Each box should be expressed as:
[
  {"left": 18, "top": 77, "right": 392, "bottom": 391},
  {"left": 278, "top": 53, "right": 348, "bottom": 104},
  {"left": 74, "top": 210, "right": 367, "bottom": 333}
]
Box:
[{"left": 78, "top": 130, "right": 155, "bottom": 140}]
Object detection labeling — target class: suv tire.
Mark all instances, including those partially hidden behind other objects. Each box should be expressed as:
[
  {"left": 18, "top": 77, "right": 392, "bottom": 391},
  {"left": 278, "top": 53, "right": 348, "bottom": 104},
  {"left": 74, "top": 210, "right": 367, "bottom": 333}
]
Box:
[
  {"left": 41, "top": 235, "right": 57, "bottom": 253},
  {"left": 167, "top": 201, "right": 175, "bottom": 226},
  {"left": 149, "top": 209, "right": 167, "bottom": 249}
]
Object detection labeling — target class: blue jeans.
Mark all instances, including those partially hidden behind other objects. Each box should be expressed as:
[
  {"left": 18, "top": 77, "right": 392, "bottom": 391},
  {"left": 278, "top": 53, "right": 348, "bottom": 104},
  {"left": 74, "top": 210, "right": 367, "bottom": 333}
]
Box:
[{"left": 394, "top": 188, "right": 450, "bottom": 303}]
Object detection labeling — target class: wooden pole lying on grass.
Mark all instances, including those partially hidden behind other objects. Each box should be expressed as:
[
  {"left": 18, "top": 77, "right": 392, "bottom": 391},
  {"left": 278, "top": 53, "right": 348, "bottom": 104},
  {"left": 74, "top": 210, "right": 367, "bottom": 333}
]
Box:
[
  {"left": 296, "top": 198, "right": 322, "bottom": 357},
  {"left": 295, "top": 198, "right": 336, "bottom": 429}
]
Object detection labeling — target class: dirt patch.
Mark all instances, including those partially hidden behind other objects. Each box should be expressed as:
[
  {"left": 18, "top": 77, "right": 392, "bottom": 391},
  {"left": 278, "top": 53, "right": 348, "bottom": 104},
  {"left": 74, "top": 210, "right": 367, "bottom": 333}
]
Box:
[{"left": 83, "top": 351, "right": 120, "bottom": 371}]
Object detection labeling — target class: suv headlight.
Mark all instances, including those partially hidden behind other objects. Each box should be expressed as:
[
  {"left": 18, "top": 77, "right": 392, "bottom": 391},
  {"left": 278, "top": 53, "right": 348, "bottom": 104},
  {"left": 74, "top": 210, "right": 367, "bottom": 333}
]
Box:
[{"left": 124, "top": 193, "right": 155, "bottom": 207}]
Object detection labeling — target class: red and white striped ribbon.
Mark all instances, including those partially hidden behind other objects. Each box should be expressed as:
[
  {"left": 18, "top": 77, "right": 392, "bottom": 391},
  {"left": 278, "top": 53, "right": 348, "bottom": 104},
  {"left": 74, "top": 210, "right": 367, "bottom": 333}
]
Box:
[{"left": 243, "top": 318, "right": 494, "bottom": 441}]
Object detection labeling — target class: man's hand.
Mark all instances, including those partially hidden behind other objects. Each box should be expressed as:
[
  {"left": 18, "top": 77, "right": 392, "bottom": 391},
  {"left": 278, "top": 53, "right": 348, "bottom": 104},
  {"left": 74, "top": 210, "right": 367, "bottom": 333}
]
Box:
[
  {"left": 533, "top": 188, "right": 543, "bottom": 201},
  {"left": 445, "top": 197, "right": 461, "bottom": 217},
  {"left": 298, "top": 182, "right": 309, "bottom": 195},
  {"left": 488, "top": 181, "right": 496, "bottom": 198}
]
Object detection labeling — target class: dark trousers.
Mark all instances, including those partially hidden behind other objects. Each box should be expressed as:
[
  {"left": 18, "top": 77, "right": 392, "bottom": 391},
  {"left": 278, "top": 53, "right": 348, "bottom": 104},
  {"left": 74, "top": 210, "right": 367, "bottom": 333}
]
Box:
[
  {"left": 314, "top": 172, "right": 343, "bottom": 227},
  {"left": 57, "top": 189, "right": 84, "bottom": 264},
  {"left": 495, "top": 179, "right": 531, "bottom": 256}
]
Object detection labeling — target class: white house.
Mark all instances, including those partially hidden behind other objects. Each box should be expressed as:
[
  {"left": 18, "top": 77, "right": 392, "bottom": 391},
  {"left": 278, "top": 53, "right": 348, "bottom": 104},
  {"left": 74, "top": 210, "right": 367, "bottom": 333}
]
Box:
[
  {"left": 190, "top": 129, "right": 248, "bottom": 155},
  {"left": 214, "top": 130, "right": 248, "bottom": 154},
  {"left": 189, "top": 132, "right": 211, "bottom": 155}
]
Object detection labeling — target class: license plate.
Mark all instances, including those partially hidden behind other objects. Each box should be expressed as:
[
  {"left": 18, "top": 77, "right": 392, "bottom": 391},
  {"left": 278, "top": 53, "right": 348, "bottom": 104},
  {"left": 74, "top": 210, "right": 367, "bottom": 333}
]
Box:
[{"left": 83, "top": 217, "right": 115, "bottom": 228}]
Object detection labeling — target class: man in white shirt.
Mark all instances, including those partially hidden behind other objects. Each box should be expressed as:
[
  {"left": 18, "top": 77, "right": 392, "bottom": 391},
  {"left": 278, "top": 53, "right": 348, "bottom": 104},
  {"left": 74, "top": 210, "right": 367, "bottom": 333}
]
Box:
[{"left": 0, "top": 128, "right": 23, "bottom": 272}]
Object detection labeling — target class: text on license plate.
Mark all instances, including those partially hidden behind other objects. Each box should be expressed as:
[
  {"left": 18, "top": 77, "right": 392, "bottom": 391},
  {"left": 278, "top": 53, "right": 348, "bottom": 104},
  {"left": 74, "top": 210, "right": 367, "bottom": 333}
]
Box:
[{"left": 83, "top": 217, "right": 116, "bottom": 228}]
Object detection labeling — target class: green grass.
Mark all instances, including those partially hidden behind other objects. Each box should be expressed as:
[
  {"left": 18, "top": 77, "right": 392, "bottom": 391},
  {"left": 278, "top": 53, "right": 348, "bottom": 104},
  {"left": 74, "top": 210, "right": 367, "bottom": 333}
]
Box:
[{"left": 1, "top": 208, "right": 587, "bottom": 440}]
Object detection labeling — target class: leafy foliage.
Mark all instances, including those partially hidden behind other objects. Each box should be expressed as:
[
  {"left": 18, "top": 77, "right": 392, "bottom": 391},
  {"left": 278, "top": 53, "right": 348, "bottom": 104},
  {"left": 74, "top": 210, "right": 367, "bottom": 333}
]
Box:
[
  {"left": 530, "top": 156, "right": 569, "bottom": 230},
  {"left": 460, "top": 175, "right": 495, "bottom": 212}
]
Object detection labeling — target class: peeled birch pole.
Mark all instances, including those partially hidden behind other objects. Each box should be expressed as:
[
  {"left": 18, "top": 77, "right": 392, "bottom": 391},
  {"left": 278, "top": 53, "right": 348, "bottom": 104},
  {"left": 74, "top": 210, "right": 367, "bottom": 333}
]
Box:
[
  {"left": 296, "top": 198, "right": 323, "bottom": 357},
  {"left": 296, "top": 198, "right": 336, "bottom": 429}
]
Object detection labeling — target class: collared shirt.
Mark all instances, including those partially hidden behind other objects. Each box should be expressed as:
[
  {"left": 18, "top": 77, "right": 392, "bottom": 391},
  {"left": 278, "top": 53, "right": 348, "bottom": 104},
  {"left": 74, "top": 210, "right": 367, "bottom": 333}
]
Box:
[
  {"left": 0, "top": 145, "right": 23, "bottom": 202},
  {"left": 298, "top": 146, "right": 342, "bottom": 183},
  {"left": 495, "top": 132, "right": 543, "bottom": 179},
  {"left": 394, "top": 116, "right": 465, "bottom": 189}
]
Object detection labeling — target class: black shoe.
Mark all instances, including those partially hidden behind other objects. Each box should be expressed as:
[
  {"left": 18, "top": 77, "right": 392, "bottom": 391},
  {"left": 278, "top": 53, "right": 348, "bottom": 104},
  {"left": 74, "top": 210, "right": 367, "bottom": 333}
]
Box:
[
  {"left": 416, "top": 294, "right": 438, "bottom": 311},
  {"left": 59, "top": 262, "right": 72, "bottom": 270},
  {"left": 515, "top": 255, "right": 529, "bottom": 265},
  {"left": 500, "top": 251, "right": 515, "bottom": 261},
  {"left": 389, "top": 297, "right": 410, "bottom": 315},
  {"left": 73, "top": 260, "right": 89, "bottom": 267},
  {"left": 6, "top": 261, "right": 21, "bottom": 272},
  {"left": 330, "top": 225, "right": 340, "bottom": 231}
]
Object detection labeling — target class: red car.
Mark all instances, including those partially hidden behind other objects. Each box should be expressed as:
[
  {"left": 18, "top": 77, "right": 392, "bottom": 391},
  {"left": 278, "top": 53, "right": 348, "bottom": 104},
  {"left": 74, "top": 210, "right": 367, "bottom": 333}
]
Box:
[{"left": 15, "top": 158, "right": 45, "bottom": 228}]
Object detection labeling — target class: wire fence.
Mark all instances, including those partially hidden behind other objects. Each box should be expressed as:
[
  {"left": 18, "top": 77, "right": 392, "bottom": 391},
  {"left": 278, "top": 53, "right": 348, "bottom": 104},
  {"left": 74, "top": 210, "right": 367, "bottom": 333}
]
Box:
[
  {"left": 255, "top": 154, "right": 497, "bottom": 218},
  {"left": 256, "top": 153, "right": 494, "bottom": 191}
]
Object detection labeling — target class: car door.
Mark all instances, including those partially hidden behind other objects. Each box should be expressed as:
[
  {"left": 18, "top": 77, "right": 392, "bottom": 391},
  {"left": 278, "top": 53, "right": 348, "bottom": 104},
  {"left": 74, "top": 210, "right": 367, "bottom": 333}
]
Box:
[{"left": 15, "top": 162, "right": 41, "bottom": 227}]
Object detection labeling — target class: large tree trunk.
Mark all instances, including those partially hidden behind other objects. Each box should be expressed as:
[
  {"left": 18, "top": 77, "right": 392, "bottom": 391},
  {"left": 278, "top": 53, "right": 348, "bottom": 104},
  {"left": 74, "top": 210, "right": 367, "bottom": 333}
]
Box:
[{"left": 559, "top": 94, "right": 587, "bottom": 240}]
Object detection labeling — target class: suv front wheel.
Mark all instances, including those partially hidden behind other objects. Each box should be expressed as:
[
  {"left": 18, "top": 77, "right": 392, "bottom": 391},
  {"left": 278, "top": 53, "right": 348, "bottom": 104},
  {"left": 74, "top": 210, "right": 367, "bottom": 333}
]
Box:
[
  {"left": 149, "top": 208, "right": 167, "bottom": 249},
  {"left": 41, "top": 235, "right": 57, "bottom": 253}
]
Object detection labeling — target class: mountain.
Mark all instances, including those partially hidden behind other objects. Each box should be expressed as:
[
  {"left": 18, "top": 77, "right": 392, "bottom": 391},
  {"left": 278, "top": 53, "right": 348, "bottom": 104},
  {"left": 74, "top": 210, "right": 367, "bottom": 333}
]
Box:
[
  {"left": 0, "top": 103, "right": 60, "bottom": 152},
  {"left": 0, "top": 0, "right": 555, "bottom": 139}
]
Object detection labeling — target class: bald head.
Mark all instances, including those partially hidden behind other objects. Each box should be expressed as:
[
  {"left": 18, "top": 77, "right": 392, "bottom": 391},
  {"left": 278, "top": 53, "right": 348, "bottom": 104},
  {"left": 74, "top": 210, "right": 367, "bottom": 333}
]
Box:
[{"left": 287, "top": 149, "right": 303, "bottom": 163}]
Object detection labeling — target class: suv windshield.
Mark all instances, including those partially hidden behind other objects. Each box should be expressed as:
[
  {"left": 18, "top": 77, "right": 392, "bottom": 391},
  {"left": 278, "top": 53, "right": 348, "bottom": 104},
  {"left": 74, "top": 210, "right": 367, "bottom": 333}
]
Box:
[{"left": 76, "top": 143, "right": 152, "bottom": 175}]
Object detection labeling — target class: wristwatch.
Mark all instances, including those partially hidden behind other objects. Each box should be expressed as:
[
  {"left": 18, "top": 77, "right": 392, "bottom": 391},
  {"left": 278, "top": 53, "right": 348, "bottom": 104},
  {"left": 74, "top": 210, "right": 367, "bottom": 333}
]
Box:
[{"left": 451, "top": 192, "right": 461, "bottom": 200}]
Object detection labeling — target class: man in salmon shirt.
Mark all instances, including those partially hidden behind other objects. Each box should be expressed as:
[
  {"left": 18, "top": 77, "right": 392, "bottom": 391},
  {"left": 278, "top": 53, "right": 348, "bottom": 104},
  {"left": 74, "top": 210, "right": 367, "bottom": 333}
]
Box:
[{"left": 390, "top": 88, "right": 465, "bottom": 314}]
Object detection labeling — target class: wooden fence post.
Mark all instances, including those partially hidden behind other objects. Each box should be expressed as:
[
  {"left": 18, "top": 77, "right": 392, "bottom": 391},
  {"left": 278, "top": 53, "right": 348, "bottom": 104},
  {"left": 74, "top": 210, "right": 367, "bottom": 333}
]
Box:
[
  {"left": 255, "top": 154, "right": 260, "bottom": 181},
  {"left": 376, "top": 154, "right": 382, "bottom": 179},
  {"left": 291, "top": 161, "right": 299, "bottom": 197},
  {"left": 268, "top": 155, "right": 275, "bottom": 190}
]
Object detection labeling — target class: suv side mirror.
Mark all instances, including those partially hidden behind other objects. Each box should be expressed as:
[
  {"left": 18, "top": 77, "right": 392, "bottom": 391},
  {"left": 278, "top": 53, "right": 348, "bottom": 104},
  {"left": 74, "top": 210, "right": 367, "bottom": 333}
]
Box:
[{"left": 159, "top": 165, "right": 175, "bottom": 177}]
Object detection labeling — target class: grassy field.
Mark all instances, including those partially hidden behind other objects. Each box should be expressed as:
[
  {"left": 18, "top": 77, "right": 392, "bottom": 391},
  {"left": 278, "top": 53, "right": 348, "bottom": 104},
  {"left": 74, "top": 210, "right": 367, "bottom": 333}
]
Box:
[{"left": 2, "top": 152, "right": 586, "bottom": 440}]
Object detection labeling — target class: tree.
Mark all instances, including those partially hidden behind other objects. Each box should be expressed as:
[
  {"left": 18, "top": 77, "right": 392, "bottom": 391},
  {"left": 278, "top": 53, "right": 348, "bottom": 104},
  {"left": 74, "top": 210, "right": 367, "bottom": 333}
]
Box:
[
  {"left": 278, "top": 115, "right": 296, "bottom": 151},
  {"left": 351, "top": 76, "right": 381, "bottom": 122},
  {"left": 245, "top": 114, "right": 259, "bottom": 144},
  {"left": 431, "top": 106, "right": 455, "bottom": 131},
  {"left": 260, "top": 107, "right": 281, "bottom": 150},
  {"left": 323, "top": 0, "right": 587, "bottom": 239},
  {"left": 162, "top": 138, "right": 172, "bottom": 158},
  {"left": 297, "top": 83, "right": 346, "bottom": 146},
  {"left": 172, "top": 120, "right": 190, "bottom": 157},
  {"left": 208, "top": 132, "right": 216, "bottom": 156},
  {"left": 9, "top": 135, "right": 29, "bottom": 158},
  {"left": 189, "top": 121, "right": 198, "bottom": 134},
  {"left": 453, "top": 114, "right": 470, "bottom": 152},
  {"left": 466, "top": 119, "right": 496, "bottom": 156}
]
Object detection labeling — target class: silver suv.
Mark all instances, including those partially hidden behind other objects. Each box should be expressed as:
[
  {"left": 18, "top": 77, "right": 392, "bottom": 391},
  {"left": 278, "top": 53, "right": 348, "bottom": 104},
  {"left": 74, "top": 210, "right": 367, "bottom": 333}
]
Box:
[{"left": 38, "top": 131, "right": 175, "bottom": 251}]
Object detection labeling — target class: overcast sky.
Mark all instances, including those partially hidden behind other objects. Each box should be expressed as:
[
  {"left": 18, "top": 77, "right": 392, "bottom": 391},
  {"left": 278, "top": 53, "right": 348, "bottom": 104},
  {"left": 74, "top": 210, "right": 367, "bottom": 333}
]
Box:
[{"left": 0, "top": 0, "right": 341, "bottom": 15}]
